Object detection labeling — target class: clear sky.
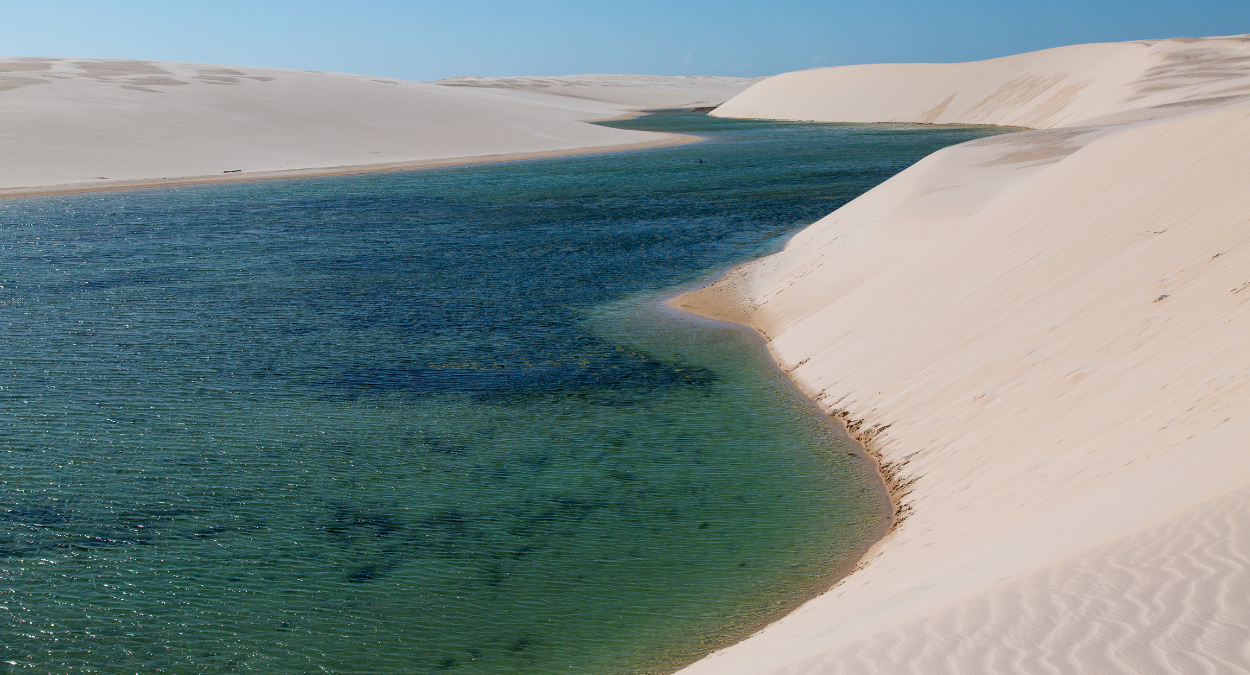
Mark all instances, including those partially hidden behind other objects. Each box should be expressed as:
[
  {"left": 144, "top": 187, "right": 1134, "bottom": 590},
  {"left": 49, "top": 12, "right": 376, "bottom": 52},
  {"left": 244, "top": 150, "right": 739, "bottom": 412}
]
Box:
[{"left": 2, "top": 0, "right": 1247, "bottom": 80}]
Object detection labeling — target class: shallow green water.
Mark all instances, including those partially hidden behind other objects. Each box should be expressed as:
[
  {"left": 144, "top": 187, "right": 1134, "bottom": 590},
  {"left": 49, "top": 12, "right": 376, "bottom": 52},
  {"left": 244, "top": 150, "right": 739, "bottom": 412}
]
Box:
[{"left": 0, "top": 112, "right": 1009, "bottom": 674}]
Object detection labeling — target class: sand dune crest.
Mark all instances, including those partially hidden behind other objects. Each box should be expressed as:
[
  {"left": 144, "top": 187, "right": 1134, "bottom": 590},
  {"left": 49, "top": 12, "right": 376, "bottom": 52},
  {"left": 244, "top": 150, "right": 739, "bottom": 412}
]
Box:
[{"left": 676, "top": 34, "right": 1250, "bottom": 675}]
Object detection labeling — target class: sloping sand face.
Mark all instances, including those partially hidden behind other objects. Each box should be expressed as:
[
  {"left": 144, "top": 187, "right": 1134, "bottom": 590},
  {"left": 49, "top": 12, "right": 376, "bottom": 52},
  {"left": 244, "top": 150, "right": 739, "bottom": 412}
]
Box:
[
  {"left": 0, "top": 60, "right": 756, "bottom": 196},
  {"left": 676, "top": 35, "right": 1250, "bottom": 674},
  {"left": 714, "top": 36, "right": 1250, "bottom": 128},
  {"left": 434, "top": 74, "right": 765, "bottom": 121}
]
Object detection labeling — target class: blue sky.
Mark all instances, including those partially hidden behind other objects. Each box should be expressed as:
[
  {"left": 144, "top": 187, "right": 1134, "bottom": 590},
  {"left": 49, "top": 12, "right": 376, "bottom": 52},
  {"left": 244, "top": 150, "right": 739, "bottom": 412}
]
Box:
[{"left": 2, "top": 1, "right": 1247, "bottom": 80}]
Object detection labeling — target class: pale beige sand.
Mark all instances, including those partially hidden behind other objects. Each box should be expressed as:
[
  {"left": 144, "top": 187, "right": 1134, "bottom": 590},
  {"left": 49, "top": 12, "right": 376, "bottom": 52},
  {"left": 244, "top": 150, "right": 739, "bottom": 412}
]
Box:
[
  {"left": 768, "top": 483, "right": 1250, "bottom": 674},
  {"left": 435, "top": 74, "right": 765, "bottom": 121},
  {"left": 675, "top": 34, "right": 1250, "bottom": 674},
  {"left": 0, "top": 60, "right": 756, "bottom": 196},
  {"left": 714, "top": 36, "right": 1250, "bottom": 127}
]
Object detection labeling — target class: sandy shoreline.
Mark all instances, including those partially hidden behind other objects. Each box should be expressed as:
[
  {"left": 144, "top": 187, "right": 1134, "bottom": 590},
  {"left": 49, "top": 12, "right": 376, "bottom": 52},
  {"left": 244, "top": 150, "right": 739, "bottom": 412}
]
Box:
[
  {"left": 9, "top": 38, "right": 1250, "bottom": 674},
  {"left": 668, "top": 293, "right": 912, "bottom": 530},
  {"left": 673, "top": 33, "right": 1250, "bottom": 675},
  {"left": 652, "top": 282, "right": 896, "bottom": 674},
  {"left": 0, "top": 58, "right": 754, "bottom": 196},
  {"left": 0, "top": 133, "right": 702, "bottom": 200}
]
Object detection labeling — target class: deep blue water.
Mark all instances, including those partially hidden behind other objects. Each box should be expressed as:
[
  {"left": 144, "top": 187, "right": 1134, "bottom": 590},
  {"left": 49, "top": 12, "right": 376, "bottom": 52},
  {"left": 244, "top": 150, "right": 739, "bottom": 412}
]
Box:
[{"left": 0, "top": 112, "right": 1009, "bottom": 674}]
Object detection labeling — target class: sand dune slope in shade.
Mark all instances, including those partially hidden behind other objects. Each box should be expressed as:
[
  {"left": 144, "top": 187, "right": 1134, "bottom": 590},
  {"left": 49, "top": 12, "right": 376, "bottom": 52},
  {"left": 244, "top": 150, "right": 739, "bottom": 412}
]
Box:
[{"left": 675, "top": 34, "right": 1250, "bottom": 675}]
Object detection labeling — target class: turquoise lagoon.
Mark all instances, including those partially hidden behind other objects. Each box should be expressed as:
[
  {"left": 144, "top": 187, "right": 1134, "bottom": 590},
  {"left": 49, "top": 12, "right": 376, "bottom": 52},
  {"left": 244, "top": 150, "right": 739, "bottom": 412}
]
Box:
[{"left": 0, "top": 112, "right": 1009, "bottom": 674}]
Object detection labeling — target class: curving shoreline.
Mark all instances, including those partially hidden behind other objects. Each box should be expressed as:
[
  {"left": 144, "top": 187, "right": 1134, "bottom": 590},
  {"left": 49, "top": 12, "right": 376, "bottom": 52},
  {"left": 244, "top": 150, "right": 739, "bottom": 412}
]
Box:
[
  {"left": 668, "top": 293, "right": 915, "bottom": 533},
  {"left": 673, "top": 34, "right": 1250, "bottom": 674},
  {"left": 0, "top": 134, "right": 702, "bottom": 200},
  {"left": 8, "top": 40, "right": 1250, "bottom": 672},
  {"left": 0, "top": 58, "right": 754, "bottom": 198}
]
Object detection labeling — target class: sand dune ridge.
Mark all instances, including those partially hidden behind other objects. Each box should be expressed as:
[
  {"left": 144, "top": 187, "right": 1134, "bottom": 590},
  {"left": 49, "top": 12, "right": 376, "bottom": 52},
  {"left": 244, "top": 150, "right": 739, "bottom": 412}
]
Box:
[
  {"left": 676, "top": 34, "right": 1250, "bottom": 675},
  {"left": 0, "top": 59, "right": 757, "bottom": 196}
]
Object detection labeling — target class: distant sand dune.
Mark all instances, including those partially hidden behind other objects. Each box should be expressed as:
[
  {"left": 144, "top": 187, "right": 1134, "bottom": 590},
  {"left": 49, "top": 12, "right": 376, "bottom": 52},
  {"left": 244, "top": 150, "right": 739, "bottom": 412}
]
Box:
[
  {"left": 714, "top": 36, "right": 1250, "bottom": 128},
  {"left": 434, "top": 74, "right": 763, "bottom": 119},
  {"left": 676, "top": 34, "right": 1250, "bottom": 675},
  {"left": 0, "top": 59, "right": 757, "bottom": 196}
]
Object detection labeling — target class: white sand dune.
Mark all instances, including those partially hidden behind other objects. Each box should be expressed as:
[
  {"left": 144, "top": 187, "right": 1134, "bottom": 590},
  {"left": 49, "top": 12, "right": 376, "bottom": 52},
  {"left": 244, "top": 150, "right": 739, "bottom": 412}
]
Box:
[
  {"left": 0, "top": 59, "right": 756, "bottom": 196},
  {"left": 773, "top": 484, "right": 1250, "bottom": 674},
  {"left": 714, "top": 36, "right": 1250, "bottom": 128},
  {"left": 434, "top": 74, "right": 764, "bottom": 121},
  {"left": 676, "top": 34, "right": 1250, "bottom": 674}
]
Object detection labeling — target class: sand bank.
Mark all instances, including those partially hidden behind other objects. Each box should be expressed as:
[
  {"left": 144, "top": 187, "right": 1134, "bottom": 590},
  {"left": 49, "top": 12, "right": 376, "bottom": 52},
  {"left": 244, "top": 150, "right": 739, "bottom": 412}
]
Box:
[
  {"left": 0, "top": 59, "right": 755, "bottom": 197},
  {"left": 435, "top": 74, "right": 764, "bottom": 121},
  {"left": 676, "top": 34, "right": 1250, "bottom": 674}
]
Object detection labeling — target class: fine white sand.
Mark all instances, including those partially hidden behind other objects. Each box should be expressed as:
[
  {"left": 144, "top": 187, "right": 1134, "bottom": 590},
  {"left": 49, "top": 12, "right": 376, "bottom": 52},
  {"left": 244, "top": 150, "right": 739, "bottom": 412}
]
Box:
[
  {"left": 0, "top": 59, "right": 756, "bottom": 196},
  {"left": 435, "top": 74, "right": 765, "bottom": 121},
  {"left": 675, "top": 34, "right": 1250, "bottom": 674}
]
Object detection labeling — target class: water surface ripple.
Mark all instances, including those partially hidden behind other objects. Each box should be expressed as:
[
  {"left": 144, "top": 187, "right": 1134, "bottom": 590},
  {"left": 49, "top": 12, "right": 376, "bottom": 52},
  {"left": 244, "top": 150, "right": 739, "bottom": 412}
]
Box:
[{"left": 0, "top": 112, "right": 1008, "bottom": 674}]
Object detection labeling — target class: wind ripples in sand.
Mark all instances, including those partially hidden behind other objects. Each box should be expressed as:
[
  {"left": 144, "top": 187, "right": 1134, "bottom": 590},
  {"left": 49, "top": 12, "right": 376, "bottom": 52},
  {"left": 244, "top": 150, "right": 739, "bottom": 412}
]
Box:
[{"left": 778, "top": 485, "right": 1250, "bottom": 675}]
